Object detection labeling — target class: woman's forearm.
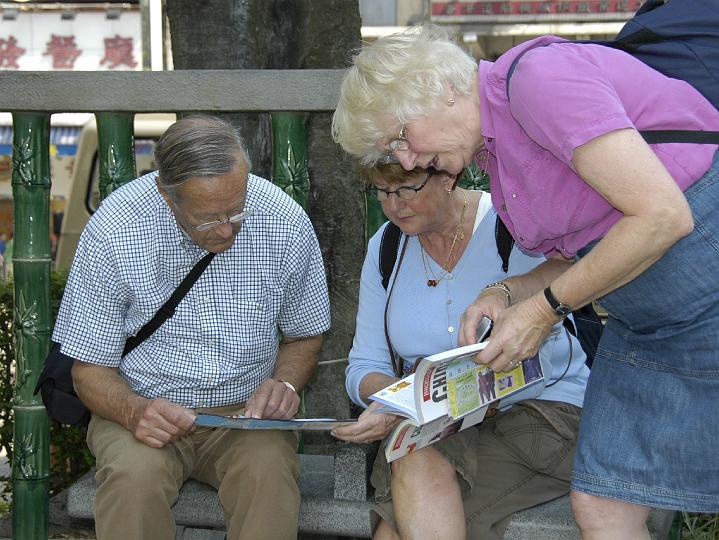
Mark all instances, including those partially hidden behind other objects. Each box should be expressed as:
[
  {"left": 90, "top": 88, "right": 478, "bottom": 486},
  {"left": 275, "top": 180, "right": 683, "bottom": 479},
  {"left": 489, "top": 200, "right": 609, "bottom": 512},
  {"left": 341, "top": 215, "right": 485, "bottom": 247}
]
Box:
[{"left": 359, "top": 372, "right": 400, "bottom": 404}]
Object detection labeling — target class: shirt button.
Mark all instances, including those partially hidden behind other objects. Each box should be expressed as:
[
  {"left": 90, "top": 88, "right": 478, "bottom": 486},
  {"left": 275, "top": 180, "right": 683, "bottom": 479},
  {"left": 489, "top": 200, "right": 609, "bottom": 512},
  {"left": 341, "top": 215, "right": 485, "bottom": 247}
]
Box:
[
  {"left": 203, "top": 296, "right": 211, "bottom": 304},
  {"left": 511, "top": 193, "right": 517, "bottom": 199},
  {"left": 501, "top": 204, "right": 507, "bottom": 211},
  {"left": 446, "top": 299, "right": 452, "bottom": 305},
  {"left": 207, "top": 340, "right": 214, "bottom": 347},
  {"left": 447, "top": 275, "right": 454, "bottom": 280},
  {"left": 448, "top": 326, "right": 455, "bottom": 333}
]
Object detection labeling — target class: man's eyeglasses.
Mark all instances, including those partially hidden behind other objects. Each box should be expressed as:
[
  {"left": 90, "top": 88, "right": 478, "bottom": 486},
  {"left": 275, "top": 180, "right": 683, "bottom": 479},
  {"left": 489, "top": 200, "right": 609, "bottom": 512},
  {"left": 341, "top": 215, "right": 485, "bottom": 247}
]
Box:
[
  {"left": 369, "top": 171, "right": 434, "bottom": 202},
  {"left": 193, "top": 210, "right": 253, "bottom": 232}
]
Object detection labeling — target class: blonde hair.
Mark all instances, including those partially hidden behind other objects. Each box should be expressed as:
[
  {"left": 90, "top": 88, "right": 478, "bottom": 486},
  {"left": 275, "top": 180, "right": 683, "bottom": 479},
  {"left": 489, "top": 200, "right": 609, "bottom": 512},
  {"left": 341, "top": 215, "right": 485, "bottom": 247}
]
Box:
[
  {"left": 332, "top": 25, "right": 477, "bottom": 165},
  {"left": 359, "top": 163, "right": 428, "bottom": 187}
]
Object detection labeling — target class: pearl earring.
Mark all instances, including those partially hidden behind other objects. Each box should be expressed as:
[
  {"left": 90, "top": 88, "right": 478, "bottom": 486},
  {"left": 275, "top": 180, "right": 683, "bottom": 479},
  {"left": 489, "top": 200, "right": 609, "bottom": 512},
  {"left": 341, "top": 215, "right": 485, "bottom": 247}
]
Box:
[{"left": 447, "top": 97, "right": 456, "bottom": 106}]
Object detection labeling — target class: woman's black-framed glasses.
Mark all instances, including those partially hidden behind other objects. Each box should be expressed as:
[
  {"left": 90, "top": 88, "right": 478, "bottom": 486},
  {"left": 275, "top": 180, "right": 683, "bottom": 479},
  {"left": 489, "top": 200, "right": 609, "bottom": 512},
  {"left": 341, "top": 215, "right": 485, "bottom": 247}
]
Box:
[{"left": 369, "top": 171, "right": 434, "bottom": 202}]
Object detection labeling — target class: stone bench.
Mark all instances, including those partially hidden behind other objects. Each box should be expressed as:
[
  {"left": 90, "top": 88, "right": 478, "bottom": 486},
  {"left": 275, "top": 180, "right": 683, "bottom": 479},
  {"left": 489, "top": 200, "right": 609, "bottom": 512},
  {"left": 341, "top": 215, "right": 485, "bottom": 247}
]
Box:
[
  {"left": 66, "top": 460, "right": 675, "bottom": 540},
  {"left": 63, "top": 358, "right": 677, "bottom": 539},
  {"left": 67, "top": 446, "right": 376, "bottom": 538}
]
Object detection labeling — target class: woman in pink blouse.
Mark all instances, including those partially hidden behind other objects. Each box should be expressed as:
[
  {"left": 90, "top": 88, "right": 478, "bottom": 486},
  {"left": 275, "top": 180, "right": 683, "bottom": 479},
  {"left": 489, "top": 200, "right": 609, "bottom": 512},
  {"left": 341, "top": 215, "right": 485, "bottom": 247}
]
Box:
[{"left": 333, "top": 25, "right": 719, "bottom": 540}]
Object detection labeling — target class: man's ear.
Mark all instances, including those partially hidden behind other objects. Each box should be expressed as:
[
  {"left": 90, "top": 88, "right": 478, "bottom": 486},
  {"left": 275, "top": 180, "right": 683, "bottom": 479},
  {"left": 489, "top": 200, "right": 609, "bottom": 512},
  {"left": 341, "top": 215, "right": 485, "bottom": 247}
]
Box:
[{"left": 156, "top": 176, "right": 174, "bottom": 205}]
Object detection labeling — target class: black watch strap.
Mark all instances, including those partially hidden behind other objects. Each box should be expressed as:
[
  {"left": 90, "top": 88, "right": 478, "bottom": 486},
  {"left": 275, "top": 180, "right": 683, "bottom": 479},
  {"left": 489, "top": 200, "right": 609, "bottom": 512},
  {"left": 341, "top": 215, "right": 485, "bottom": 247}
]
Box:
[{"left": 543, "top": 286, "right": 571, "bottom": 318}]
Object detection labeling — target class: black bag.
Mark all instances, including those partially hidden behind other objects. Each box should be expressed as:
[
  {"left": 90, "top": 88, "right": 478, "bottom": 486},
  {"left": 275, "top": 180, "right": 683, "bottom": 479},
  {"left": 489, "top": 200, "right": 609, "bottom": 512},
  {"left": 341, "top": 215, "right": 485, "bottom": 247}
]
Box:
[
  {"left": 378, "top": 218, "right": 603, "bottom": 367},
  {"left": 613, "top": 0, "right": 719, "bottom": 112},
  {"left": 506, "top": 0, "right": 719, "bottom": 145},
  {"left": 34, "top": 252, "right": 215, "bottom": 426}
]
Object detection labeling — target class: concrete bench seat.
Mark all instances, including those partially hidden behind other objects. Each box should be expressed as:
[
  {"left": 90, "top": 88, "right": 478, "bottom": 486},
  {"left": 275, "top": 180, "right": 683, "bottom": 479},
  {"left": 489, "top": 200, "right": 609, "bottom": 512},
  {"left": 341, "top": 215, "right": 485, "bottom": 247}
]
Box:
[
  {"left": 68, "top": 447, "right": 376, "bottom": 538},
  {"left": 63, "top": 359, "right": 676, "bottom": 539},
  {"left": 67, "top": 452, "right": 675, "bottom": 540}
]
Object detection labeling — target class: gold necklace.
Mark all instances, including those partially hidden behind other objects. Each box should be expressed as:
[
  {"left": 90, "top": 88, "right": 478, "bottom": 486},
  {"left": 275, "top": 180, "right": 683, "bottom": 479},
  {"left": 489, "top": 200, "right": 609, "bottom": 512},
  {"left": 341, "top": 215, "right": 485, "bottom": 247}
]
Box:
[{"left": 419, "top": 193, "right": 467, "bottom": 287}]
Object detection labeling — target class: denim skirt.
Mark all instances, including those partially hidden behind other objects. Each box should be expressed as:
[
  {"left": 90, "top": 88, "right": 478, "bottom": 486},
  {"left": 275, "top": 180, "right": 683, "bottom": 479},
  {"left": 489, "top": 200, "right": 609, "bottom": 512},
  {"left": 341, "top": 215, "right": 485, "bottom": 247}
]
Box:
[{"left": 571, "top": 151, "right": 719, "bottom": 512}]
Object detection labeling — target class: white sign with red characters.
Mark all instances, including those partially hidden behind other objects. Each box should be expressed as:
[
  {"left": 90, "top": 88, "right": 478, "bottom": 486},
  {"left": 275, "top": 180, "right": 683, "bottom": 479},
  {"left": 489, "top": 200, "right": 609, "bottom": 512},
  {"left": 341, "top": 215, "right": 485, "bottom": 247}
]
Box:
[{"left": 0, "top": 9, "right": 141, "bottom": 70}]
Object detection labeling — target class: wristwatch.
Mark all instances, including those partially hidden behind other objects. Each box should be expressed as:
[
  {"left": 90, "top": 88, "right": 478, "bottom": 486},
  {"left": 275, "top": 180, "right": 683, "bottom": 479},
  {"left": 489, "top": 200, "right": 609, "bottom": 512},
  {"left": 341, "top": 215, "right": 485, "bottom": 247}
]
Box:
[{"left": 543, "top": 286, "right": 571, "bottom": 318}]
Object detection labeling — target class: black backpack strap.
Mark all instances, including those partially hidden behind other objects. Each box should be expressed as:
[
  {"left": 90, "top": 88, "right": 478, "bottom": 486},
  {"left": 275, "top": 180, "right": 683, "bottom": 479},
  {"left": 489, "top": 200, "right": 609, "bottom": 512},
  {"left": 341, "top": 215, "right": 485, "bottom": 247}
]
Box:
[
  {"left": 494, "top": 216, "right": 514, "bottom": 273},
  {"left": 636, "top": 130, "right": 719, "bottom": 144},
  {"left": 122, "top": 251, "right": 216, "bottom": 356},
  {"left": 379, "top": 222, "right": 402, "bottom": 290}
]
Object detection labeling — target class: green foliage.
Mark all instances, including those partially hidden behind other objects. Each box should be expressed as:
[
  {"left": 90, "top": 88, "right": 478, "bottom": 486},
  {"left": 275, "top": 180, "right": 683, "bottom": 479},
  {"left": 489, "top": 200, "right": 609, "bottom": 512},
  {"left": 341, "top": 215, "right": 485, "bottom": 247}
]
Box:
[
  {"left": 0, "top": 272, "right": 94, "bottom": 504},
  {"left": 681, "top": 512, "right": 719, "bottom": 540},
  {"left": 458, "top": 161, "right": 490, "bottom": 191}
]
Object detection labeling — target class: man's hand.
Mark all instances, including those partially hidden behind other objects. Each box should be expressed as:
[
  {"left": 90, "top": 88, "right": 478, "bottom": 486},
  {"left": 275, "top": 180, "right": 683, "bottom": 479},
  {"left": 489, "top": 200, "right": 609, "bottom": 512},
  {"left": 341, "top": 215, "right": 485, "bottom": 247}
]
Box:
[
  {"left": 127, "top": 396, "right": 196, "bottom": 449},
  {"left": 244, "top": 378, "right": 300, "bottom": 420},
  {"left": 331, "top": 401, "right": 402, "bottom": 443}
]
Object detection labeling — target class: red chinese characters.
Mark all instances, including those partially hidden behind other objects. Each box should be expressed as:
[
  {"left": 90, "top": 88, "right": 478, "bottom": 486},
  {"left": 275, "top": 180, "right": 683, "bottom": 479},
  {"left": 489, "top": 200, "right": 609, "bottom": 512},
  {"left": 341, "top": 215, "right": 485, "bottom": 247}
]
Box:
[
  {"left": 44, "top": 34, "right": 82, "bottom": 69},
  {"left": 0, "top": 36, "right": 26, "bottom": 69},
  {"left": 100, "top": 35, "right": 137, "bottom": 69}
]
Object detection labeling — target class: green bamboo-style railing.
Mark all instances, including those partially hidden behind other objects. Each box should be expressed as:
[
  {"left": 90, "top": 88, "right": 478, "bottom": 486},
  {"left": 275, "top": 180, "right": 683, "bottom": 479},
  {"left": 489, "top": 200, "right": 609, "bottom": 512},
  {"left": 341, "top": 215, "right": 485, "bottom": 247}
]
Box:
[
  {"left": 11, "top": 113, "right": 52, "bottom": 540},
  {"left": 95, "top": 113, "right": 137, "bottom": 199}
]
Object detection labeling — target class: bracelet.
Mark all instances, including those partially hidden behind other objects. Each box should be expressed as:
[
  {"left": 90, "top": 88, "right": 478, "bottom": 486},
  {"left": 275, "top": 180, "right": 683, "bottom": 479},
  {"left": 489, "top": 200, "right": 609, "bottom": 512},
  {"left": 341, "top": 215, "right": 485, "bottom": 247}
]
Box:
[
  {"left": 279, "top": 380, "right": 298, "bottom": 394},
  {"left": 481, "top": 280, "right": 512, "bottom": 306}
]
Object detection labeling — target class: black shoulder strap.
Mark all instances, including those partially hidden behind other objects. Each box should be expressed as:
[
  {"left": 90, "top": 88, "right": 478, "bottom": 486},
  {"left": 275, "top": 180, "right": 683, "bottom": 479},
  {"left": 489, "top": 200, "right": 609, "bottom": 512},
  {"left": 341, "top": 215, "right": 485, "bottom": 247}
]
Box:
[
  {"left": 379, "top": 222, "right": 402, "bottom": 290},
  {"left": 495, "top": 216, "right": 514, "bottom": 273},
  {"left": 122, "top": 251, "right": 216, "bottom": 356}
]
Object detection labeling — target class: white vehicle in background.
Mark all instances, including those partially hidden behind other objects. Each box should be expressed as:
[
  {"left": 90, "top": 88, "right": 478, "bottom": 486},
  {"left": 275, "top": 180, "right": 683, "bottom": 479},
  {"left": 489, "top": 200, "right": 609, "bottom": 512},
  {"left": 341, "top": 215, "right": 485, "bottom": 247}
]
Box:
[{"left": 54, "top": 113, "right": 175, "bottom": 271}]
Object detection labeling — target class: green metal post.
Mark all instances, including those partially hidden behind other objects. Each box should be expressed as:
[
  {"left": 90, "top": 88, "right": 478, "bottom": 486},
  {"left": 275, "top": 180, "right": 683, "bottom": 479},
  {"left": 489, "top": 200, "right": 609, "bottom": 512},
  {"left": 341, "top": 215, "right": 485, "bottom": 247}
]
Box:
[
  {"left": 270, "top": 112, "right": 309, "bottom": 443},
  {"left": 11, "top": 113, "right": 52, "bottom": 540},
  {"left": 95, "top": 112, "right": 137, "bottom": 198},
  {"left": 271, "top": 112, "right": 309, "bottom": 209}
]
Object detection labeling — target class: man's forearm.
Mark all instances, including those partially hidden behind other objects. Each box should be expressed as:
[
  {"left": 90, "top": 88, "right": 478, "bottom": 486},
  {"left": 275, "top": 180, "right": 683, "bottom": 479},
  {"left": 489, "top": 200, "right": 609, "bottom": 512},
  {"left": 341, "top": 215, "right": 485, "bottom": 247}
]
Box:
[
  {"left": 272, "top": 334, "right": 323, "bottom": 392},
  {"left": 71, "top": 360, "right": 146, "bottom": 430}
]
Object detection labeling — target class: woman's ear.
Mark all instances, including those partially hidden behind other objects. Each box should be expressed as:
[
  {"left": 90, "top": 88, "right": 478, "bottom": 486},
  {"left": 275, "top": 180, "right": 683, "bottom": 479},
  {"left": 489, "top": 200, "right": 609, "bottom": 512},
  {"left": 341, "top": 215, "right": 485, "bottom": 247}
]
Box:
[{"left": 437, "top": 172, "right": 459, "bottom": 191}]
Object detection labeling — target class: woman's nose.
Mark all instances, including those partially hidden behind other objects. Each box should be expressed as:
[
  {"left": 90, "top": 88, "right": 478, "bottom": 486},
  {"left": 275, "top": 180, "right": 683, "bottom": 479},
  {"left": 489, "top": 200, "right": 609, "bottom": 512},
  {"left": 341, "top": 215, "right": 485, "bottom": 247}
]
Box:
[
  {"left": 382, "top": 194, "right": 403, "bottom": 213},
  {"left": 394, "top": 149, "right": 417, "bottom": 171}
]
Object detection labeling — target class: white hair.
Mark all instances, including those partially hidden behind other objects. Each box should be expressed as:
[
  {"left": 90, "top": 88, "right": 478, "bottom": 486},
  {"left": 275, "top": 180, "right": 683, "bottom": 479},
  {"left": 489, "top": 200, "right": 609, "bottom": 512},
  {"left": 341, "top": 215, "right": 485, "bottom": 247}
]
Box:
[{"left": 332, "top": 25, "right": 477, "bottom": 165}]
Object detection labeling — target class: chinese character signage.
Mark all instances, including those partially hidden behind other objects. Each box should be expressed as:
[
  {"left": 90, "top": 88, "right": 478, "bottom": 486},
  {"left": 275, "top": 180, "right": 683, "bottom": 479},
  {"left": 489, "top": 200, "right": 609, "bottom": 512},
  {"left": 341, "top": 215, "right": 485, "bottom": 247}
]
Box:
[
  {"left": 0, "top": 10, "right": 141, "bottom": 70},
  {"left": 0, "top": 36, "right": 25, "bottom": 68},
  {"left": 431, "top": 0, "right": 643, "bottom": 20},
  {"left": 44, "top": 35, "right": 82, "bottom": 69},
  {"left": 101, "top": 35, "right": 138, "bottom": 69}
]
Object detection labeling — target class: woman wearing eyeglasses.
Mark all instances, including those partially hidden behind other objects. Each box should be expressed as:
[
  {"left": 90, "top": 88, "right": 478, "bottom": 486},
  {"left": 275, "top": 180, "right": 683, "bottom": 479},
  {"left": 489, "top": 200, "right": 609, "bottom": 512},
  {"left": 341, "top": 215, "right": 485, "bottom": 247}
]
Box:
[
  {"left": 332, "top": 163, "right": 588, "bottom": 540},
  {"left": 332, "top": 23, "right": 719, "bottom": 539}
]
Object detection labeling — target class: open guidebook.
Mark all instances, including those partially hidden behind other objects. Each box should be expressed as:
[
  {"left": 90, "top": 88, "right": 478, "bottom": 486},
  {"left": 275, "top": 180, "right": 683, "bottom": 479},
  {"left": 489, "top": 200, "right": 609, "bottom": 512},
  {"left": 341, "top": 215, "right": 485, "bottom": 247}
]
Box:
[{"left": 370, "top": 318, "right": 546, "bottom": 462}]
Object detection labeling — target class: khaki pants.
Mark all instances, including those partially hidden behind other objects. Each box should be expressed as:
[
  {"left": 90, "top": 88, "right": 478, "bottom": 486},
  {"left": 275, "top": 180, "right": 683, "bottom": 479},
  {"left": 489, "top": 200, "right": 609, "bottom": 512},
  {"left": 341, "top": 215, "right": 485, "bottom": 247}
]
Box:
[
  {"left": 87, "top": 405, "right": 300, "bottom": 540},
  {"left": 372, "top": 399, "right": 581, "bottom": 540}
]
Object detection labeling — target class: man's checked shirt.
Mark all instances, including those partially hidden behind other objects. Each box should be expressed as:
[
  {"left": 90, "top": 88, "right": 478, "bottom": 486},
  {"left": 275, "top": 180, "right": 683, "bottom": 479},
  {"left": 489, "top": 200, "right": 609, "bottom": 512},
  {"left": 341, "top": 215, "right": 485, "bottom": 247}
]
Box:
[{"left": 53, "top": 172, "right": 330, "bottom": 408}]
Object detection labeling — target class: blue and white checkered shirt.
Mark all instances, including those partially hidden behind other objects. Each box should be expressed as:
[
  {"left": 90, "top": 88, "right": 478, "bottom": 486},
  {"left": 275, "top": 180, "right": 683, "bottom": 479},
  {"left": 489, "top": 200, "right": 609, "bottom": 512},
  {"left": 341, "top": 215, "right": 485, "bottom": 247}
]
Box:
[{"left": 53, "top": 172, "right": 331, "bottom": 408}]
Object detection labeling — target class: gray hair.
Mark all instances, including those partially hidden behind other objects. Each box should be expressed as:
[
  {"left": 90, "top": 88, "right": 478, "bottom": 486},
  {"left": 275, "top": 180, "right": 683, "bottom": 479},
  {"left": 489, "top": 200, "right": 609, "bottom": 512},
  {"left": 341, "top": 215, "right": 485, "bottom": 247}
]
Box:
[
  {"left": 332, "top": 25, "right": 477, "bottom": 165},
  {"left": 154, "top": 114, "right": 252, "bottom": 190}
]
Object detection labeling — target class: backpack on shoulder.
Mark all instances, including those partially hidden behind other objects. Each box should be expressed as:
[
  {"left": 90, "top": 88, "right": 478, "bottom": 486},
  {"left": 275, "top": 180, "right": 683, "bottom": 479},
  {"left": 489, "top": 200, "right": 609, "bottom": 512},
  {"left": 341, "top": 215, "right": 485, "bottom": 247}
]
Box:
[
  {"left": 378, "top": 219, "right": 602, "bottom": 367},
  {"left": 613, "top": 0, "right": 719, "bottom": 113},
  {"left": 506, "top": 0, "right": 719, "bottom": 145}
]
